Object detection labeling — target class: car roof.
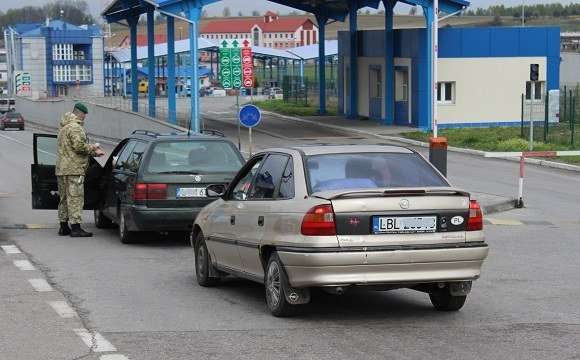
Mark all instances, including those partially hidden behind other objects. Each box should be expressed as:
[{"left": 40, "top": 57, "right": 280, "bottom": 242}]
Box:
[
  {"left": 258, "top": 144, "right": 415, "bottom": 156},
  {"left": 128, "top": 129, "right": 229, "bottom": 142}
]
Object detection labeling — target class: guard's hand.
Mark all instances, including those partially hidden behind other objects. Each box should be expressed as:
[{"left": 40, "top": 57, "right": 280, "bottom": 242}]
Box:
[{"left": 96, "top": 150, "right": 105, "bottom": 157}]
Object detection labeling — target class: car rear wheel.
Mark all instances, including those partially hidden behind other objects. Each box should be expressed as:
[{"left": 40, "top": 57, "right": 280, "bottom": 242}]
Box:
[
  {"left": 94, "top": 209, "right": 113, "bottom": 229},
  {"left": 194, "top": 232, "right": 221, "bottom": 287},
  {"left": 265, "top": 252, "right": 302, "bottom": 317},
  {"left": 119, "top": 210, "right": 139, "bottom": 244},
  {"left": 429, "top": 285, "right": 467, "bottom": 311}
]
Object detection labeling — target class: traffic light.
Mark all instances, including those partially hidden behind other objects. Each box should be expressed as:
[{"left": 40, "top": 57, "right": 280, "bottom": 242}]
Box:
[{"left": 530, "top": 64, "right": 539, "bottom": 82}]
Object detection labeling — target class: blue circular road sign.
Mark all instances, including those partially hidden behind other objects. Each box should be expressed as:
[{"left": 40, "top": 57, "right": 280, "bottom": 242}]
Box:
[{"left": 239, "top": 104, "right": 261, "bottom": 128}]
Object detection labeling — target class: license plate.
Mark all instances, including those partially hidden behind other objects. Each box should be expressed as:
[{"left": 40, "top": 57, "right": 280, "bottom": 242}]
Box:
[
  {"left": 176, "top": 187, "right": 206, "bottom": 198},
  {"left": 10, "top": 119, "right": 17, "bottom": 122},
  {"left": 373, "top": 216, "right": 437, "bottom": 234}
]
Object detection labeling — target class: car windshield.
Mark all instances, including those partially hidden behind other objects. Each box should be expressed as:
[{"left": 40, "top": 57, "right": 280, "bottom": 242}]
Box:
[
  {"left": 305, "top": 152, "right": 449, "bottom": 193},
  {"left": 6, "top": 113, "right": 21, "bottom": 118},
  {"left": 146, "top": 140, "right": 243, "bottom": 174}
]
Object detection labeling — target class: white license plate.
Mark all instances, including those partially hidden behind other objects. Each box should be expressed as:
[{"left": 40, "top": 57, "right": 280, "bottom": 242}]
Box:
[
  {"left": 373, "top": 216, "right": 437, "bottom": 234},
  {"left": 10, "top": 119, "right": 18, "bottom": 122},
  {"left": 176, "top": 187, "right": 206, "bottom": 198}
]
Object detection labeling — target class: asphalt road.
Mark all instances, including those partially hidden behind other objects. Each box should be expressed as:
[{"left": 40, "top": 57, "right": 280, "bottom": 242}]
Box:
[{"left": 0, "top": 103, "right": 579, "bottom": 360}]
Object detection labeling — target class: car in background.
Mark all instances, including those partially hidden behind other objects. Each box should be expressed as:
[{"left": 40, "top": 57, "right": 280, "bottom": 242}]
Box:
[
  {"left": 0, "top": 98, "right": 16, "bottom": 113},
  {"left": 31, "top": 130, "right": 245, "bottom": 244},
  {"left": 269, "top": 89, "right": 284, "bottom": 100},
  {"left": 267, "top": 87, "right": 282, "bottom": 98},
  {"left": 212, "top": 88, "right": 227, "bottom": 97},
  {"left": 191, "top": 145, "right": 488, "bottom": 316},
  {"left": 1, "top": 112, "right": 24, "bottom": 130}
]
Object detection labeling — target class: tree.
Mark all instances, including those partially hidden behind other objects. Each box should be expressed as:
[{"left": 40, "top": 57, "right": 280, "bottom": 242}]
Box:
[
  {"left": 238, "top": 11, "right": 243, "bottom": 17},
  {"left": 0, "top": 1, "right": 95, "bottom": 29},
  {"left": 409, "top": 6, "right": 417, "bottom": 16},
  {"left": 201, "top": 9, "right": 208, "bottom": 19},
  {"left": 252, "top": 10, "right": 261, "bottom": 16},
  {"left": 223, "top": 7, "right": 231, "bottom": 17}
]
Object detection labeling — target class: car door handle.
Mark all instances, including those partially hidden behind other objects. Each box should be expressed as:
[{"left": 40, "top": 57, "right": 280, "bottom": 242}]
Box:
[
  {"left": 230, "top": 215, "right": 235, "bottom": 225},
  {"left": 258, "top": 216, "right": 264, "bottom": 226}
]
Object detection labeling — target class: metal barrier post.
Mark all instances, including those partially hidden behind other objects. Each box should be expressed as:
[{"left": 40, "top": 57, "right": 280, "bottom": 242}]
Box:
[{"left": 428, "top": 137, "right": 448, "bottom": 177}]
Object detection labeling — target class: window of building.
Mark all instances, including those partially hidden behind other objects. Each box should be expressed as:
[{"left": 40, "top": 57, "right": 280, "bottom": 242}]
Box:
[
  {"left": 253, "top": 28, "right": 260, "bottom": 46},
  {"left": 395, "top": 70, "right": 408, "bottom": 101},
  {"left": 268, "top": 34, "right": 272, "bottom": 38},
  {"left": 53, "top": 44, "right": 73, "bottom": 60},
  {"left": 437, "top": 82, "right": 455, "bottom": 103},
  {"left": 370, "top": 67, "right": 381, "bottom": 99},
  {"left": 525, "top": 81, "right": 544, "bottom": 101}
]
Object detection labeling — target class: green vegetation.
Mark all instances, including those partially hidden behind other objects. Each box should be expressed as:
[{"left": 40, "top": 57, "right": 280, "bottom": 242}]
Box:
[
  {"left": 401, "top": 125, "right": 580, "bottom": 165},
  {"left": 252, "top": 99, "right": 338, "bottom": 117}
]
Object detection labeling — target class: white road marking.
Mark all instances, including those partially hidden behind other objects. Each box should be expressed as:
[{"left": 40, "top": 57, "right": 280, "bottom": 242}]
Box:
[
  {"left": 0, "top": 133, "right": 32, "bottom": 147},
  {"left": 28, "top": 278, "right": 54, "bottom": 292},
  {"left": 206, "top": 110, "right": 231, "bottom": 114},
  {"left": 74, "top": 328, "right": 117, "bottom": 352},
  {"left": 1, "top": 245, "right": 21, "bottom": 254},
  {"left": 48, "top": 301, "right": 78, "bottom": 318},
  {"left": 13, "top": 260, "right": 35, "bottom": 270},
  {"left": 100, "top": 355, "right": 129, "bottom": 360}
]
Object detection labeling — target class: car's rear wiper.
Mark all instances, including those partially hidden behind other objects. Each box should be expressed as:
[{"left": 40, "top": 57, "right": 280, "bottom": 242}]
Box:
[{"left": 154, "top": 171, "right": 201, "bottom": 175}]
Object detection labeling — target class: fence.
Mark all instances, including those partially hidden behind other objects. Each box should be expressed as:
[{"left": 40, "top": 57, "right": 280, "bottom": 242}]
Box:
[
  {"left": 521, "top": 90, "right": 578, "bottom": 146},
  {"left": 281, "top": 75, "right": 338, "bottom": 108}
]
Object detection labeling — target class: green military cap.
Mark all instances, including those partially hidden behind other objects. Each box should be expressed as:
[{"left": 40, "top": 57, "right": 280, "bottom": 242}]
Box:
[{"left": 74, "top": 102, "right": 88, "bottom": 114}]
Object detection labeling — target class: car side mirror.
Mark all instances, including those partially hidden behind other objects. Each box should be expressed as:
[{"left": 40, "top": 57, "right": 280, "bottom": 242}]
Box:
[{"left": 206, "top": 184, "right": 226, "bottom": 197}]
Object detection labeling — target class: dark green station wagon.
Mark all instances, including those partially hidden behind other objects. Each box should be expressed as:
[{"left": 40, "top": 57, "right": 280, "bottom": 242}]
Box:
[{"left": 31, "top": 130, "right": 245, "bottom": 244}]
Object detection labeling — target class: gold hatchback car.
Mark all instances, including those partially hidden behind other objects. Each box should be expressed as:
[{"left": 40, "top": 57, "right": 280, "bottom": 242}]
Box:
[{"left": 191, "top": 145, "right": 488, "bottom": 317}]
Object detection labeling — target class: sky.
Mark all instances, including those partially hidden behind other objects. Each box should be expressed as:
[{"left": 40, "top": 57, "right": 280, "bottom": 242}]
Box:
[{"left": 0, "top": 0, "right": 573, "bottom": 20}]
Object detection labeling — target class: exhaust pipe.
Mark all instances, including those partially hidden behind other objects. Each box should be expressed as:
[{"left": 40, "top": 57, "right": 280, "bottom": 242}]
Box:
[{"left": 324, "top": 286, "right": 345, "bottom": 295}]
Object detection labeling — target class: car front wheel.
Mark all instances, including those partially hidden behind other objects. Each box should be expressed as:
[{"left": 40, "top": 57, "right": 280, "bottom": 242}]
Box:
[
  {"left": 194, "top": 231, "right": 220, "bottom": 286},
  {"left": 265, "top": 252, "right": 302, "bottom": 317},
  {"left": 429, "top": 285, "right": 467, "bottom": 311}
]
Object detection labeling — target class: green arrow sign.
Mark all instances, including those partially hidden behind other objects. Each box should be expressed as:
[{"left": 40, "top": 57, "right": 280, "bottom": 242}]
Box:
[{"left": 219, "top": 40, "right": 243, "bottom": 90}]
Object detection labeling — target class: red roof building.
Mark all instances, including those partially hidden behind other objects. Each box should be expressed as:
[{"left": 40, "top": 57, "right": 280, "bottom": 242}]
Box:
[
  {"left": 118, "top": 34, "right": 168, "bottom": 48},
  {"left": 200, "top": 12, "right": 318, "bottom": 49}
]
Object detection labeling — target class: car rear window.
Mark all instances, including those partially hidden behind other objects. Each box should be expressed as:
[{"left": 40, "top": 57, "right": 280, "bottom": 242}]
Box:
[
  {"left": 5, "top": 113, "right": 22, "bottom": 118},
  {"left": 146, "top": 140, "right": 243, "bottom": 174},
  {"left": 305, "top": 152, "right": 449, "bottom": 193}
]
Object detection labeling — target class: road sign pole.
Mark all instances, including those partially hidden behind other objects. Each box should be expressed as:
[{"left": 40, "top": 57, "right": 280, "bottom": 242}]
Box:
[
  {"left": 249, "top": 127, "right": 253, "bottom": 157},
  {"left": 236, "top": 92, "right": 241, "bottom": 150}
]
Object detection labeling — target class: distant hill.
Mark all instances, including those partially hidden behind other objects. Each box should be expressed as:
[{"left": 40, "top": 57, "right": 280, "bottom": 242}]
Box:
[{"left": 105, "top": 14, "right": 576, "bottom": 48}]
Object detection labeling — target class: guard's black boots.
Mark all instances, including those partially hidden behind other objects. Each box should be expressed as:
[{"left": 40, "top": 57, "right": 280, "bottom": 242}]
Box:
[
  {"left": 58, "top": 222, "right": 71, "bottom": 236},
  {"left": 70, "top": 224, "right": 93, "bottom": 237}
]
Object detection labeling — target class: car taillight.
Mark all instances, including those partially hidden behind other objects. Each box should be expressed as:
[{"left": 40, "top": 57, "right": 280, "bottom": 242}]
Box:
[
  {"left": 301, "top": 204, "right": 336, "bottom": 236},
  {"left": 466, "top": 199, "right": 483, "bottom": 231},
  {"left": 18, "top": 118, "right": 24, "bottom": 123},
  {"left": 133, "top": 183, "right": 167, "bottom": 200}
]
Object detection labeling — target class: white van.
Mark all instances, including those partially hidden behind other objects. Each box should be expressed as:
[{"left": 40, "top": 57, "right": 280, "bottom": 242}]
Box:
[{"left": 0, "top": 98, "right": 15, "bottom": 113}]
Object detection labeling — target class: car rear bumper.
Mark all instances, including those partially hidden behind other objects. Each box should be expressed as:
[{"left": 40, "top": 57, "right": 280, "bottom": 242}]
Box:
[
  {"left": 277, "top": 243, "right": 489, "bottom": 288},
  {"left": 125, "top": 205, "right": 203, "bottom": 231},
  {"left": 2, "top": 123, "right": 23, "bottom": 129}
]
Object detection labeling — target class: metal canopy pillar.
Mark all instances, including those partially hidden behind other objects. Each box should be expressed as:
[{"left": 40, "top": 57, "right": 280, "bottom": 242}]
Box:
[
  {"left": 348, "top": 1, "right": 358, "bottom": 119},
  {"left": 146, "top": 7, "right": 156, "bottom": 117},
  {"left": 128, "top": 16, "right": 139, "bottom": 112},
  {"left": 315, "top": 14, "right": 328, "bottom": 114},
  {"left": 186, "top": 8, "right": 201, "bottom": 133},
  {"left": 423, "top": 5, "right": 434, "bottom": 131},
  {"left": 167, "top": 16, "right": 177, "bottom": 124},
  {"left": 383, "top": 0, "right": 395, "bottom": 125}
]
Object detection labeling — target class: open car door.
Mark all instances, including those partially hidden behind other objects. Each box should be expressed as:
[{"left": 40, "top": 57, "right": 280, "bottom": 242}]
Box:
[{"left": 31, "top": 133, "right": 102, "bottom": 210}]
